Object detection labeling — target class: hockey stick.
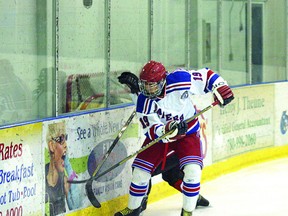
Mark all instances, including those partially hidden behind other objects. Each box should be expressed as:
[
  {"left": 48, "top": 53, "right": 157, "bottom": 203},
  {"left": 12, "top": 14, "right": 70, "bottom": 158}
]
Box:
[
  {"left": 70, "top": 101, "right": 218, "bottom": 185},
  {"left": 69, "top": 101, "right": 218, "bottom": 208},
  {"left": 84, "top": 109, "right": 136, "bottom": 207}
]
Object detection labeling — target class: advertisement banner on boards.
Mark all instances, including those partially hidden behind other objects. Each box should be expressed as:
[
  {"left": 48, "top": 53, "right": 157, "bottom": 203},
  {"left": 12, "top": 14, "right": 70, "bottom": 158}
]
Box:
[
  {"left": 274, "top": 82, "right": 288, "bottom": 146},
  {"left": 212, "top": 85, "right": 274, "bottom": 162},
  {"left": 43, "top": 106, "right": 139, "bottom": 215},
  {"left": 0, "top": 123, "right": 43, "bottom": 216}
]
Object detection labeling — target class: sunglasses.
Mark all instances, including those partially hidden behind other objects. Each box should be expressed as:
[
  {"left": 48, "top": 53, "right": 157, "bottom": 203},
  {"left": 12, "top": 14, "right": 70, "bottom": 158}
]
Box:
[{"left": 52, "top": 134, "right": 68, "bottom": 145}]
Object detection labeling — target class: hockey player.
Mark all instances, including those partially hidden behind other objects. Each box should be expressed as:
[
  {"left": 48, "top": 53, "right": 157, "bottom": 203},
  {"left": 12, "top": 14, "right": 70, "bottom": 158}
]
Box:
[
  {"left": 117, "top": 71, "right": 210, "bottom": 212},
  {"left": 115, "top": 60, "right": 234, "bottom": 216}
]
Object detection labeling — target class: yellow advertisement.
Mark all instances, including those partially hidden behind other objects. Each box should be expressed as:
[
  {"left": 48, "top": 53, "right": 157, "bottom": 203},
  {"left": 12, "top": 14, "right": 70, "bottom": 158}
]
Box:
[{"left": 0, "top": 123, "right": 43, "bottom": 216}]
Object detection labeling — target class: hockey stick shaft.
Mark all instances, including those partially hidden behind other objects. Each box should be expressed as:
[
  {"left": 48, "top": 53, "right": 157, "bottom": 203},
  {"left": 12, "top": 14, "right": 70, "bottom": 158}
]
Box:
[
  {"left": 71, "top": 100, "right": 218, "bottom": 185},
  {"left": 91, "top": 109, "right": 136, "bottom": 177},
  {"left": 85, "top": 101, "right": 218, "bottom": 208},
  {"left": 68, "top": 110, "right": 136, "bottom": 184},
  {"left": 91, "top": 100, "right": 218, "bottom": 181},
  {"left": 85, "top": 109, "right": 136, "bottom": 208}
]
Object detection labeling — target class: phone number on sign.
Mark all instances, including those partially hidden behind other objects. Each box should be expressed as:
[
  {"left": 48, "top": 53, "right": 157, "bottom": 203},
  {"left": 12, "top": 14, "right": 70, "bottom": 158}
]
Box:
[
  {"left": 0, "top": 206, "right": 23, "bottom": 216},
  {"left": 227, "top": 133, "right": 257, "bottom": 151}
]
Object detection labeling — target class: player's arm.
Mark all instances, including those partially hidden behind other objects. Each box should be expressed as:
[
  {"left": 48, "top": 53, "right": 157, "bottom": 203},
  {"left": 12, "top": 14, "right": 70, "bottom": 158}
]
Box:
[
  {"left": 137, "top": 110, "right": 187, "bottom": 143},
  {"left": 192, "top": 68, "right": 234, "bottom": 107}
]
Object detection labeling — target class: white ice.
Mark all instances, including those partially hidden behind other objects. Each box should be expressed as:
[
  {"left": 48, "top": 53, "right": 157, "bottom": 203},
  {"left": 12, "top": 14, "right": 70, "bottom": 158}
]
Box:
[{"left": 143, "top": 157, "right": 288, "bottom": 216}]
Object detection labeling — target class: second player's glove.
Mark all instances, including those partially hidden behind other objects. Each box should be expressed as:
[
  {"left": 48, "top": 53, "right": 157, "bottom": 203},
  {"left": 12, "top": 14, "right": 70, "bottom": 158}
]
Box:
[
  {"left": 162, "top": 120, "right": 188, "bottom": 142},
  {"left": 118, "top": 71, "right": 140, "bottom": 94}
]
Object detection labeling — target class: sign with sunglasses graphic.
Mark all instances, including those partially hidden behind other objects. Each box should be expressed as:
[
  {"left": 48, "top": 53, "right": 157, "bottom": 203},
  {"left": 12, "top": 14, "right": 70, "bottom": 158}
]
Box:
[
  {"left": 43, "top": 106, "right": 138, "bottom": 214},
  {"left": 43, "top": 120, "right": 82, "bottom": 215}
]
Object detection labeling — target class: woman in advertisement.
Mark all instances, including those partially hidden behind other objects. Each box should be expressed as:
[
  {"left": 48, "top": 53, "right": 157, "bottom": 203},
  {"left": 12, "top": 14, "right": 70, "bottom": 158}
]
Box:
[{"left": 45, "top": 121, "right": 80, "bottom": 215}]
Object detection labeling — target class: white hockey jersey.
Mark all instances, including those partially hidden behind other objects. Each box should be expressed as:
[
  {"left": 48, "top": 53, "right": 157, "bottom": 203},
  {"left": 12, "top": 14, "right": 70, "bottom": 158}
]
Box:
[{"left": 134, "top": 68, "right": 226, "bottom": 142}]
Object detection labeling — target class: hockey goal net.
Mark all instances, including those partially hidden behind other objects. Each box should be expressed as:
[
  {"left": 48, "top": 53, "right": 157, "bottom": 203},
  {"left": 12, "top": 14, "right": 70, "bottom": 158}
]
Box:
[{"left": 65, "top": 72, "right": 131, "bottom": 112}]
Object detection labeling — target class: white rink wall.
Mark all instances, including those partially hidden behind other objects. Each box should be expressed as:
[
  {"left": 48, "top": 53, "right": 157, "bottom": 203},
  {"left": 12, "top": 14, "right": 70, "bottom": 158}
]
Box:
[{"left": 0, "top": 82, "right": 287, "bottom": 215}]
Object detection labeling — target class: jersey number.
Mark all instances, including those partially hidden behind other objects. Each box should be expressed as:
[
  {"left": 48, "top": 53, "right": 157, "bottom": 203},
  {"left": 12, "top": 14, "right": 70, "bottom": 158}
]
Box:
[
  {"left": 192, "top": 72, "right": 203, "bottom": 81},
  {"left": 139, "top": 116, "right": 149, "bottom": 128}
]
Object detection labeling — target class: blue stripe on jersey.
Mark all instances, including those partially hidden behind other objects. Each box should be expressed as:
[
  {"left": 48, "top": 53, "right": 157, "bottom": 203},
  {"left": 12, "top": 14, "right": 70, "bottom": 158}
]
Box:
[
  {"left": 145, "top": 124, "right": 163, "bottom": 142},
  {"left": 166, "top": 70, "right": 191, "bottom": 85},
  {"left": 204, "top": 89, "right": 209, "bottom": 93},
  {"left": 166, "top": 71, "right": 191, "bottom": 94},
  {"left": 144, "top": 131, "right": 151, "bottom": 140},
  {"left": 166, "top": 82, "right": 191, "bottom": 94},
  {"left": 136, "top": 94, "right": 153, "bottom": 114},
  {"left": 207, "top": 73, "right": 219, "bottom": 91},
  {"left": 186, "top": 121, "right": 200, "bottom": 135}
]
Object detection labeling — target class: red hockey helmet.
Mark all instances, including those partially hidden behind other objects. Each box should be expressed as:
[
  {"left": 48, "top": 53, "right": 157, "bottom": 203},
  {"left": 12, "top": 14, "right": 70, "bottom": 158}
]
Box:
[{"left": 139, "top": 60, "right": 167, "bottom": 98}]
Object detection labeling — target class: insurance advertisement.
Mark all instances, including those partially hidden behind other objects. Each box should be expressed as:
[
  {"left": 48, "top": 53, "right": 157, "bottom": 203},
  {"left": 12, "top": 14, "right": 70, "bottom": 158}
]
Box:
[
  {"left": 212, "top": 84, "right": 275, "bottom": 162},
  {"left": 0, "top": 123, "right": 43, "bottom": 216}
]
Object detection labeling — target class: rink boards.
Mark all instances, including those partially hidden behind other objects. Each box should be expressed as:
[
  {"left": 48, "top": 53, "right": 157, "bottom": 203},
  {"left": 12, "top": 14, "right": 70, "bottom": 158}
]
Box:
[{"left": 0, "top": 83, "right": 287, "bottom": 215}]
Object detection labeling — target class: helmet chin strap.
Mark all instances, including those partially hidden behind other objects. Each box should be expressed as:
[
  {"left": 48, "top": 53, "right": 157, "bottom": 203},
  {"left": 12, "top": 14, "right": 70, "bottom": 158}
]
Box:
[{"left": 157, "top": 84, "right": 166, "bottom": 98}]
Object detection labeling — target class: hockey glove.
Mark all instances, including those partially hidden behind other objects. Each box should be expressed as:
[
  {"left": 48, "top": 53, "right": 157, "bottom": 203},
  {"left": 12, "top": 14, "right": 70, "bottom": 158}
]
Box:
[
  {"left": 162, "top": 120, "right": 188, "bottom": 142},
  {"left": 213, "top": 84, "right": 234, "bottom": 107},
  {"left": 118, "top": 71, "right": 140, "bottom": 94}
]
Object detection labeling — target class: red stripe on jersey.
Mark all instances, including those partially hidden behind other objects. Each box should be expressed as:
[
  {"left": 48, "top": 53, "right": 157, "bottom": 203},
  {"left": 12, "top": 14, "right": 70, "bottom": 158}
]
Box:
[
  {"left": 143, "top": 99, "right": 150, "bottom": 114},
  {"left": 148, "top": 124, "right": 158, "bottom": 140},
  {"left": 205, "top": 69, "right": 217, "bottom": 91},
  {"left": 187, "top": 118, "right": 198, "bottom": 131},
  {"left": 207, "top": 69, "right": 215, "bottom": 80},
  {"left": 166, "top": 82, "right": 191, "bottom": 90}
]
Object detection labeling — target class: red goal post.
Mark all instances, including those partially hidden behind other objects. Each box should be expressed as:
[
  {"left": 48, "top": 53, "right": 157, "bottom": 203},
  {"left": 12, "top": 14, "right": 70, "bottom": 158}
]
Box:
[{"left": 65, "top": 72, "right": 131, "bottom": 112}]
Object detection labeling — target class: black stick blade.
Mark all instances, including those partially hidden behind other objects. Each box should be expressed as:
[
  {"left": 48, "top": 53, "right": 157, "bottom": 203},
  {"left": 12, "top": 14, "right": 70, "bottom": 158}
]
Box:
[{"left": 85, "top": 180, "right": 101, "bottom": 208}]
